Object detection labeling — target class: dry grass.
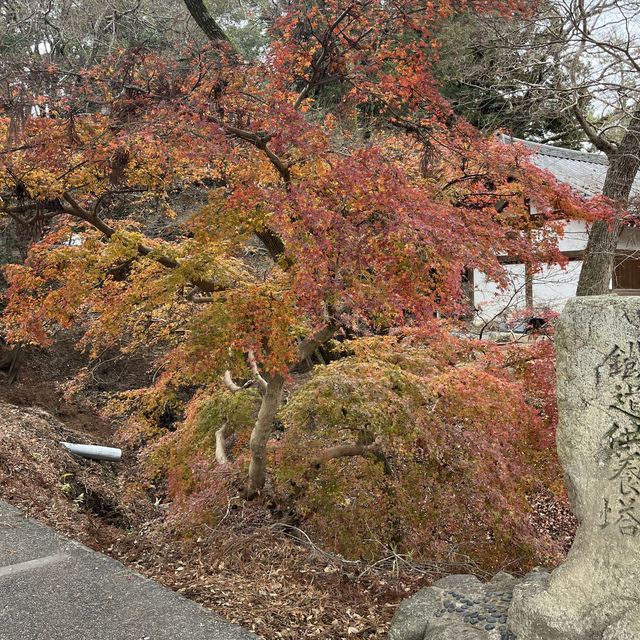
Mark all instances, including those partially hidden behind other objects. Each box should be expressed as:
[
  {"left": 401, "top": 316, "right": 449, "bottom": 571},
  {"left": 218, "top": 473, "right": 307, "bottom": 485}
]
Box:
[{"left": 0, "top": 401, "right": 428, "bottom": 639}]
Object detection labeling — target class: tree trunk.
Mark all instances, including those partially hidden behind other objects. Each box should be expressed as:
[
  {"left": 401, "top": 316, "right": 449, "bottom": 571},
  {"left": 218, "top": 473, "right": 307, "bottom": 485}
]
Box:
[
  {"left": 577, "top": 108, "right": 640, "bottom": 296},
  {"left": 0, "top": 343, "right": 21, "bottom": 384},
  {"left": 245, "top": 373, "right": 285, "bottom": 498},
  {"left": 525, "top": 263, "right": 534, "bottom": 310},
  {"left": 575, "top": 217, "right": 622, "bottom": 296},
  {"left": 255, "top": 230, "right": 285, "bottom": 261},
  {"left": 182, "top": 0, "right": 230, "bottom": 44}
]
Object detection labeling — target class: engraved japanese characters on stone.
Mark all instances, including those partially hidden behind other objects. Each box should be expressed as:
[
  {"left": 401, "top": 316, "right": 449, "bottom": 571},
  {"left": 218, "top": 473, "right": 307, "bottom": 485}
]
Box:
[
  {"left": 598, "top": 342, "right": 640, "bottom": 381},
  {"left": 598, "top": 343, "right": 640, "bottom": 536}
]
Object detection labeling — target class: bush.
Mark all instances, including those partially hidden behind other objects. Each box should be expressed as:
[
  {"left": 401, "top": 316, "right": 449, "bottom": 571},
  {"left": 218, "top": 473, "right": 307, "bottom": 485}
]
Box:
[
  {"left": 274, "top": 334, "right": 565, "bottom": 572},
  {"left": 143, "top": 387, "right": 261, "bottom": 527},
  {"left": 127, "top": 331, "right": 567, "bottom": 572}
]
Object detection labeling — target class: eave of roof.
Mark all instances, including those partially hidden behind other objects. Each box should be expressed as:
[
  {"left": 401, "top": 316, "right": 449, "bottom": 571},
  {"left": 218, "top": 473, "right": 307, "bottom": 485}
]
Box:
[{"left": 501, "top": 134, "right": 640, "bottom": 198}]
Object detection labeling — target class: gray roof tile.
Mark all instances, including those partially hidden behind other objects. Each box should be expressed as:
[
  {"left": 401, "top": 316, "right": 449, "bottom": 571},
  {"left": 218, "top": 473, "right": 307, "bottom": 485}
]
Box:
[{"left": 503, "top": 136, "right": 640, "bottom": 198}]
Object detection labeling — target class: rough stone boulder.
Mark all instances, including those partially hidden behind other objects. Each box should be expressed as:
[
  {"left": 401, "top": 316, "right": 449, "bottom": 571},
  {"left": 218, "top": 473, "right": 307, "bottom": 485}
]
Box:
[{"left": 389, "top": 572, "right": 519, "bottom": 640}]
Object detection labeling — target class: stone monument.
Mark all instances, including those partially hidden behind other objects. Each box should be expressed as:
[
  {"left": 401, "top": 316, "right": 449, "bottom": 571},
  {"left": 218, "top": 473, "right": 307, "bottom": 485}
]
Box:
[
  {"left": 509, "top": 295, "right": 640, "bottom": 639},
  {"left": 389, "top": 296, "right": 640, "bottom": 640}
]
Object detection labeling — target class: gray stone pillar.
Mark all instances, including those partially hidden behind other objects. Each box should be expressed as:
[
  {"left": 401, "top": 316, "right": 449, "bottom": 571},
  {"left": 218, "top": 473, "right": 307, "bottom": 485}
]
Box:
[{"left": 509, "top": 295, "right": 640, "bottom": 640}]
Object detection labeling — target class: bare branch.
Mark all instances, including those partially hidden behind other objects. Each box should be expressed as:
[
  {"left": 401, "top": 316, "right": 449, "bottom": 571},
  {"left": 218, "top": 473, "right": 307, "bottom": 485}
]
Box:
[
  {"left": 247, "top": 350, "right": 268, "bottom": 394},
  {"left": 311, "top": 436, "right": 392, "bottom": 475},
  {"left": 215, "top": 420, "right": 232, "bottom": 464},
  {"left": 61, "top": 192, "right": 228, "bottom": 293},
  {"left": 313, "top": 441, "right": 381, "bottom": 464},
  {"left": 223, "top": 124, "right": 292, "bottom": 184},
  {"left": 223, "top": 370, "right": 243, "bottom": 393},
  {"left": 295, "top": 323, "right": 338, "bottom": 366},
  {"left": 570, "top": 100, "right": 615, "bottom": 155}
]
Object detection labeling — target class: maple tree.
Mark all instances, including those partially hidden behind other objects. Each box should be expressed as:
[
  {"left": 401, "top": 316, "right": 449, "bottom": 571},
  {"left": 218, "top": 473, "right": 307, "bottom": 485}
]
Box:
[
  {"left": 0, "top": 0, "right": 610, "bottom": 513},
  {"left": 273, "top": 333, "right": 567, "bottom": 568},
  {"left": 140, "top": 330, "right": 570, "bottom": 570}
]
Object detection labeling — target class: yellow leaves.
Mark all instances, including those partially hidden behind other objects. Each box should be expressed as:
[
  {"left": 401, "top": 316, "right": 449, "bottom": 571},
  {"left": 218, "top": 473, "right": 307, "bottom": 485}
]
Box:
[
  {"left": 18, "top": 170, "right": 65, "bottom": 199},
  {"left": 194, "top": 191, "right": 266, "bottom": 249},
  {"left": 290, "top": 157, "right": 332, "bottom": 182},
  {"left": 101, "top": 229, "right": 145, "bottom": 262},
  {"left": 0, "top": 118, "right": 10, "bottom": 147}
]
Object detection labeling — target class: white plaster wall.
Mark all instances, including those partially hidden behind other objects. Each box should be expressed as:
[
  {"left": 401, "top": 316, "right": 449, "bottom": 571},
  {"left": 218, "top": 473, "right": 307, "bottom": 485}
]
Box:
[
  {"left": 558, "top": 219, "right": 590, "bottom": 252},
  {"left": 552, "top": 221, "right": 640, "bottom": 253},
  {"left": 529, "top": 206, "right": 590, "bottom": 252},
  {"left": 618, "top": 227, "right": 640, "bottom": 252},
  {"left": 473, "top": 261, "right": 583, "bottom": 325},
  {"left": 472, "top": 220, "right": 640, "bottom": 326}
]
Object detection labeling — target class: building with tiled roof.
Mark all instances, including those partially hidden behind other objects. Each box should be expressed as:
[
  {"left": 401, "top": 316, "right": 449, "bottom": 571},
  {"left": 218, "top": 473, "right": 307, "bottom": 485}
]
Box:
[
  {"left": 472, "top": 137, "right": 640, "bottom": 326},
  {"left": 514, "top": 137, "right": 640, "bottom": 198}
]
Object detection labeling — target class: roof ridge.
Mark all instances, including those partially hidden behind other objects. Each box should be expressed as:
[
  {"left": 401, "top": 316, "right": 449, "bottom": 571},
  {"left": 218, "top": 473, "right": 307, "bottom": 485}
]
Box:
[{"left": 501, "top": 135, "right": 609, "bottom": 166}]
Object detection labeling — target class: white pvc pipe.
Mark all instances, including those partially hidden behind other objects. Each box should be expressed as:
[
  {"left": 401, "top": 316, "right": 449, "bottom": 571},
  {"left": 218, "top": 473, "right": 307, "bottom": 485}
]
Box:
[{"left": 60, "top": 441, "right": 122, "bottom": 462}]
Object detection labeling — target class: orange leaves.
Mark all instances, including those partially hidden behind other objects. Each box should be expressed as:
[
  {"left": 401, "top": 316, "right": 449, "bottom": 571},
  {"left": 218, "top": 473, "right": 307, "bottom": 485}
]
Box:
[
  {"left": 0, "top": 2, "right": 605, "bottom": 421},
  {"left": 219, "top": 280, "right": 299, "bottom": 375},
  {"left": 0, "top": 3, "right": 594, "bottom": 570},
  {"left": 0, "top": 49, "right": 232, "bottom": 210},
  {"left": 169, "top": 277, "right": 300, "bottom": 382}
]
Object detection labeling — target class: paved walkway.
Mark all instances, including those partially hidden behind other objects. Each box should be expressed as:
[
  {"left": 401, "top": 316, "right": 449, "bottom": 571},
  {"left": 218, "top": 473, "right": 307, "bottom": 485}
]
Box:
[{"left": 0, "top": 502, "right": 261, "bottom": 640}]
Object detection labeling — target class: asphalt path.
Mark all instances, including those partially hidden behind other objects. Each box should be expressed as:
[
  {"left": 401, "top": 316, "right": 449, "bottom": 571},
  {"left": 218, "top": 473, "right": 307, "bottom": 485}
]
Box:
[{"left": 0, "top": 501, "right": 261, "bottom": 640}]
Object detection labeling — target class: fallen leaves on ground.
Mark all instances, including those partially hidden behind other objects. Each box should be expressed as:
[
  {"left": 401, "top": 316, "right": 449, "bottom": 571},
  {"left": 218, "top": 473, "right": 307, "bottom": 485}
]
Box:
[{"left": 0, "top": 401, "right": 574, "bottom": 639}]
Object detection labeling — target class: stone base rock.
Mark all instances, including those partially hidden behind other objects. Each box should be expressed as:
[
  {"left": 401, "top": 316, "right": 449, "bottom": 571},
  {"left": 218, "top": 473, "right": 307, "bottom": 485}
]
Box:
[
  {"left": 388, "top": 572, "right": 519, "bottom": 640},
  {"left": 508, "top": 538, "right": 640, "bottom": 640},
  {"left": 389, "top": 567, "right": 640, "bottom": 640}
]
